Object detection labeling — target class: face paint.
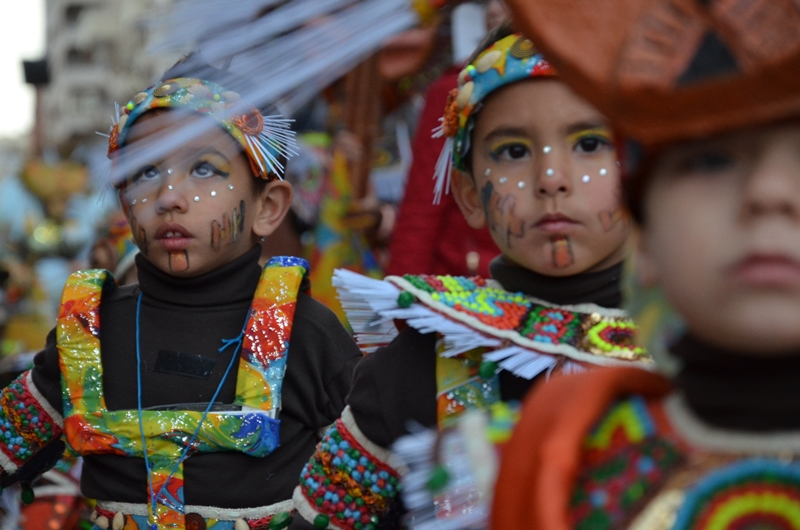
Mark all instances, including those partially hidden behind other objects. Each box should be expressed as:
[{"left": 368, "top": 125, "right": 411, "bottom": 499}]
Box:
[
  {"left": 551, "top": 237, "right": 574, "bottom": 268},
  {"left": 482, "top": 181, "right": 526, "bottom": 247},
  {"left": 127, "top": 205, "right": 149, "bottom": 257},
  {"left": 210, "top": 200, "right": 246, "bottom": 251},
  {"left": 599, "top": 208, "right": 627, "bottom": 232},
  {"left": 168, "top": 250, "right": 190, "bottom": 272}
]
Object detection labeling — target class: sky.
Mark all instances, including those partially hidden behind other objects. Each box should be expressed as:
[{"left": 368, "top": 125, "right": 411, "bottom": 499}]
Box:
[{"left": 0, "top": 1, "right": 45, "bottom": 139}]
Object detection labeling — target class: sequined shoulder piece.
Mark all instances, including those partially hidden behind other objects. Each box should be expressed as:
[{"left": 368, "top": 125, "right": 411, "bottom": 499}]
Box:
[{"left": 570, "top": 397, "right": 684, "bottom": 530}]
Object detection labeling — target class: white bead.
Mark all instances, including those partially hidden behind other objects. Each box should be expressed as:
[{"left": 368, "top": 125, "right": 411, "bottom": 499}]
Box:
[
  {"left": 211, "top": 190, "right": 217, "bottom": 197},
  {"left": 234, "top": 519, "right": 249, "bottom": 530},
  {"left": 546, "top": 168, "right": 555, "bottom": 176},
  {"left": 112, "top": 512, "right": 125, "bottom": 530},
  {"left": 90, "top": 511, "right": 98, "bottom": 522},
  {"left": 582, "top": 175, "right": 591, "bottom": 183},
  {"left": 194, "top": 196, "right": 200, "bottom": 202},
  {"left": 95, "top": 516, "right": 110, "bottom": 530},
  {"left": 517, "top": 181, "right": 526, "bottom": 189},
  {"left": 543, "top": 146, "right": 552, "bottom": 154},
  {"left": 599, "top": 168, "right": 608, "bottom": 176}
]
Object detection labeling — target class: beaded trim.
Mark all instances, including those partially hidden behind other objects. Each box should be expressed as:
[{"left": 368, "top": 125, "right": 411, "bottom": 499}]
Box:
[
  {"left": 97, "top": 499, "right": 293, "bottom": 519},
  {"left": 294, "top": 407, "right": 405, "bottom": 530},
  {"left": 0, "top": 372, "right": 64, "bottom": 474},
  {"left": 664, "top": 393, "right": 800, "bottom": 454}
]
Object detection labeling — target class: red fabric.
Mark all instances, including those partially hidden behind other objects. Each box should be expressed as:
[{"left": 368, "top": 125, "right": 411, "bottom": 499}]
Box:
[
  {"left": 387, "top": 68, "right": 498, "bottom": 278},
  {"left": 491, "top": 367, "right": 673, "bottom": 530}
]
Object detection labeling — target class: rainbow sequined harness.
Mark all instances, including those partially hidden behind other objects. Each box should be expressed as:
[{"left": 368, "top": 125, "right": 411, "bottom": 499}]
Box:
[{"left": 57, "top": 257, "right": 308, "bottom": 530}]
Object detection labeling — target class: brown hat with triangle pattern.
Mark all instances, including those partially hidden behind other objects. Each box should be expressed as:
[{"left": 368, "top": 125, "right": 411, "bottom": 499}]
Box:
[{"left": 504, "top": 0, "right": 800, "bottom": 214}]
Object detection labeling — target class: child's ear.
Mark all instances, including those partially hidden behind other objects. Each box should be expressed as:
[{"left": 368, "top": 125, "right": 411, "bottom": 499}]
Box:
[
  {"left": 252, "top": 180, "right": 294, "bottom": 238},
  {"left": 451, "top": 169, "right": 487, "bottom": 230},
  {"left": 635, "top": 229, "right": 660, "bottom": 287}
]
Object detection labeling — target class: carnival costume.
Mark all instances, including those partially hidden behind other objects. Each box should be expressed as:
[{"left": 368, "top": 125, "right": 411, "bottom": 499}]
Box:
[
  {"left": 493, "top": 1, "right": 800, "bottom": 528},
  {"left": 0, "top": 77, "right": 362, "bottom": 530},
  {"left": 293, "top": 34, "right": 651, "bottom": 530}
]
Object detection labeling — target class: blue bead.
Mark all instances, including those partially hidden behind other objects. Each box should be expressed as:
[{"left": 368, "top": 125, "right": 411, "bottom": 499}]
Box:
[{"left": 353, "top": 471, "right": 362, "bottom": 481}]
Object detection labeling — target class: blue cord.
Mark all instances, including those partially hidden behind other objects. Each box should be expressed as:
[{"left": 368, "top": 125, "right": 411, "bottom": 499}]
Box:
[{"left": 135, "top": 292, "right": 248, "bottom": 524}]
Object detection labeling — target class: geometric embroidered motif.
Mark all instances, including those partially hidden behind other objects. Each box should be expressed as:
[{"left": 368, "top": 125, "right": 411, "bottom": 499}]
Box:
[{"left": 570, "top": 398, "right": 684, "bottom": 530}]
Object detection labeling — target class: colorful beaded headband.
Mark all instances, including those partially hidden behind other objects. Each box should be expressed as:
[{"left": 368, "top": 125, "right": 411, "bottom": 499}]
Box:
[
  {"left": 432, "top": 33, "right": 556, "bottom": 203},
  {"left": 106, "top": 77, "right": 297, "bottom": 187}
]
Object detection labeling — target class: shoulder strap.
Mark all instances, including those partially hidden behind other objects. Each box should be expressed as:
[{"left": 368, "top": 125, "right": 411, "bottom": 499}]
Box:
[{"left": 234, "top": 256, "right": 309, "bottom": 411}]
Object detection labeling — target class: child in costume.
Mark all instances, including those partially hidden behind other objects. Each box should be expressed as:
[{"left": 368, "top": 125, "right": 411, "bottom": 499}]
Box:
[
  {"left": 292, "top": 24, "right": 651, "bottom": 530},
  {"left": 494, "top": 1, "right": 800, "bottom": 528},
  {"left": 0, "top": 59, "right": 362, "bottom": 530}
]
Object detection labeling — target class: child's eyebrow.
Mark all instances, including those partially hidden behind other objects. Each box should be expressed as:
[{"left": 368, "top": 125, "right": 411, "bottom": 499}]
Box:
[
  {"left": 483, "top": 126, "right": 531, "bottom": 142},
  {"left": 564, "top": 120, "right": 610, "bottom": 135}
]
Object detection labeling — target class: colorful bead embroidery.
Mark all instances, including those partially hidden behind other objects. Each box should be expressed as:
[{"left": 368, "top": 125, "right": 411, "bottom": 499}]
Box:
[
  {"left": 570, "top": 398, "right": 683, "bottom": 530},
  {"left": 297, "top": 408, "right": 402, "bottom": 530},
  {"left": 436, "top": 344, "right": 500, "bottom": 429},
  {"left": 673, "top": 459, "right": 800, "bottom": 530},
  {"left": 570, "top": 438, "right": 683, "bottom": 530},
  {"left": 0, "top": 372, "right": 63, "bottom": 473},
  {"left": 395, "top": 274, "right": 648, "bottom": 362},
  {"left": 57, "top": 257, "right": 308, "bottom": 530}
]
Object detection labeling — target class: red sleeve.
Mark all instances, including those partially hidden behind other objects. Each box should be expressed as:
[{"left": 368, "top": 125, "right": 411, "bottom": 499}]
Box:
[{"left": 386, "top": 69, "right": 460, "bottom": 276}]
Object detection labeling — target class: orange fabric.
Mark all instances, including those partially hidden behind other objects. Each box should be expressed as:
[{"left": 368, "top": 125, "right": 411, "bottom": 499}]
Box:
[
  {"left": 503, "top": 0, "right": 800, "bottom": 147},
  {"left": 491, "top": 367, "right": 673, "bottom": 529}
]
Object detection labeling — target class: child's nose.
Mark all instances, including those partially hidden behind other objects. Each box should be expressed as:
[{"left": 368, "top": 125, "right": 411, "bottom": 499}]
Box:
[
  {"left": 535, "top": 157, "right": 573, "bottom": 198},
  {"left": 155, "top": 176, "right": 189, "bottom": 213}
]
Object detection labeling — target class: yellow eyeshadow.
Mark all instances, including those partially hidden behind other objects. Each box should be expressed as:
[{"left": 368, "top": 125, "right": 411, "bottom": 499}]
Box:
[
  {"left": 489, "top": 137, "right": 533, "bottom": 153},
  {"left": 566, "top": 128, "right": 613, "bottom": 145},
  {"left": 198, "top": 152, "right": 231, "bottom": 174}
]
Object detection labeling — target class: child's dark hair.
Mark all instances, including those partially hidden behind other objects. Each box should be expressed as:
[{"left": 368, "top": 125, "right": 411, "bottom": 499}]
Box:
[
  {"left": 160, "top": 54, "right": 285, "bottom": 194},
  {"left": 463, "top": 21, "right": 517, "bottom": 175}
]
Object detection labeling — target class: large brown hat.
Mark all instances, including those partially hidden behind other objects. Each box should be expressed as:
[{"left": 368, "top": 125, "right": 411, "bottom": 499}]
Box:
[{"left": 504, "top": 0, "right": 800, "bottom": 147}]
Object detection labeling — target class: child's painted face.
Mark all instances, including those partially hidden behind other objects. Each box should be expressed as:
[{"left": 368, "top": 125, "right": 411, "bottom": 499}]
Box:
[
  {"left": 116, "top": 111, "right": 264, "bottom": 277},
  {"left": 639, "top": 124, "right": 800, "bottom": 353},
  {"left": 462, "top": 79, "right": 630, "bottom": 276}
]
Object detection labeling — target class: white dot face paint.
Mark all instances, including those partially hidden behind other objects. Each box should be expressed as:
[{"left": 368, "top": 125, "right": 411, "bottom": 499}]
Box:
[
  {"left": 228, "top": 185, "right": 234, "bottom": 191},
  {"left": 546, "top": 168, "right": 555, "bottom": 177},
  {"left": 498, "top": 176, "right": 508, "bottom": 184},
  {"left": 484, "top": 168, "right": 492, "bottom": 177},
  {"left": 167, "top": 168, "right": 174, "bottom": 175},
  {"left": 543, "top": 146, "right": 552, "bottom": 154},
  {"left": 518, "top": 181, "right": 526, "bottom": 189},
  {"left": 167, "top": 185, "right": 174, "bottom": 190},
  {"left": 211, "top": 191, "right": 217, "bottom": 197},
  {"left": 599, "top": 168, "right": 608, "bottom": 176},
  {"left": 131, "top": 199, "right": 137, "bottom": 205},
  {"left": 582, "top": 175, "right": 591, "bottom": 183},
  {"left": 194, "top": 196, "right": 200, "bottom": 202},
  {"left": 141, "top": 198, "right": 147, "bottom": 203}
]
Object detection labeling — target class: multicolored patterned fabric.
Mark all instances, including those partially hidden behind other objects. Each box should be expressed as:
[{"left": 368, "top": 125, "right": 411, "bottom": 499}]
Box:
[
  {"left": 570, "top": 398, "right": 684, "bottom": 530},
  {"left": 57, "top": 256, "right": 307, "bottom": 530},
  {"left": 0, "top": 372, "right": 63, "bottom": 475},
  {"left": 108, "top": 78, "right": 296, "bottom": 183},
  {"left": 294, "top": 407, "right": 402, "bottom": 530},
  {"left": 436, "top": 343, "right": 500, "bottom": 429},
  {"left": 673, "top": 459, "right": 800, "bottom": 530},
  {"left": 393, "top": 273, "right": 649, "bottom": 363},
  {"left": 92, "top": 503, "right": 295, "bottom": 530}
]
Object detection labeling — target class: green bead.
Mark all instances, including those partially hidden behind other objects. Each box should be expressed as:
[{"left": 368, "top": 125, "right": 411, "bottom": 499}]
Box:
[
  {"left": 313, "top": 514, "right": 330, "bottom": 529},
  {"left": 397, "top": 292, "right": 415, "bottom": 308},
  {"left": 269, "top": 511, "right": 293, "bottom": 529},
  {"left": 478, "top": 360, "right": 499, "bottom": 380},
  {"left": 20, "top": 484, "right": 34, "bottom": 505},
  {"left": 426, "top": 465, "right": 450, "bottom": 492},
  {"left": 126, "top": 102, "right": 135, "bottom": 110}
]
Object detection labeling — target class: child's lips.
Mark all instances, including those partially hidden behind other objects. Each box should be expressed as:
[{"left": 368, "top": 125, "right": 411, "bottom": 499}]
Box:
[
  {"left": 155, "top": 224, "right": 193, "bottom": 250},
  {"left": 534, "top": 213, "right": 578, "bottom": 233},
  {"left": 729, "top": 254, "right": 800, "bottom": 287}
]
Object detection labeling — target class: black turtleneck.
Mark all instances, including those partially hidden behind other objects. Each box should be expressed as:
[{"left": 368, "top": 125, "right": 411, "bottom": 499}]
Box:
[
  {"left": 347, "top": 259, "right": 625, "bottom": 448},
  {"left": 671, "top": 333, "right": 800, "bottom": 432},
  {"left": 29, "top": 246, "right": 361, "bottom": 508}
]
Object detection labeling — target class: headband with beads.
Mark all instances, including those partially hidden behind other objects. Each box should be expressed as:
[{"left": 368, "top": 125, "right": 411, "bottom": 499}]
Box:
[
  {"left": 105, "top": 78, "right": 297, "bottom": 187},
  {"left": 432, "top": 33, "right": 556, "bottom": 203}
]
